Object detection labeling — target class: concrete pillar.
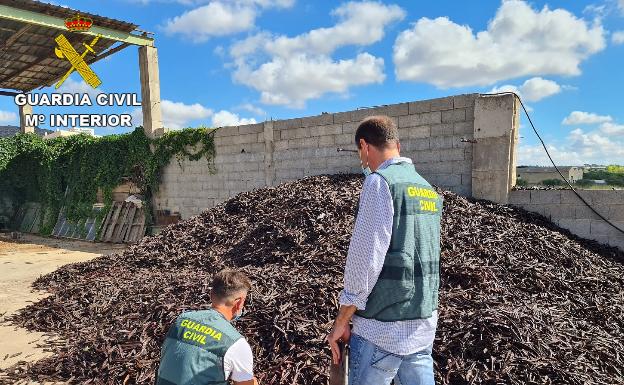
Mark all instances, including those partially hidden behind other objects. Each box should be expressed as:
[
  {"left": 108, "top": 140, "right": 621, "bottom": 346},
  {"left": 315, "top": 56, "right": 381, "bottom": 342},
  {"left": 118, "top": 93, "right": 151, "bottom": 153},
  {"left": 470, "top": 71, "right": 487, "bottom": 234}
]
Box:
[
  {"left": 471, "top": 94, "right": 520, "bottom": 204},
  {"left": 263, "top": 120, "right": 275, "bottom": 186},
  {"left": 139, "top": 45, "right": 165, "bottom": 139},
  {"left": 19, "top": 103, "right": 34, "bottom": 133}
]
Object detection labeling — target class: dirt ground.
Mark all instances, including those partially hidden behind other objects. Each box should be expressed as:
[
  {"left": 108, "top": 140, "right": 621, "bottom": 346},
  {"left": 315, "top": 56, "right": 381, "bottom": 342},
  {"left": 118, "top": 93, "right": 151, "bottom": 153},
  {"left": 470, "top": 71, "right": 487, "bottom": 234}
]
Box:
[{"left": 0, "top": 233, "right": 126, "bottom": 383}]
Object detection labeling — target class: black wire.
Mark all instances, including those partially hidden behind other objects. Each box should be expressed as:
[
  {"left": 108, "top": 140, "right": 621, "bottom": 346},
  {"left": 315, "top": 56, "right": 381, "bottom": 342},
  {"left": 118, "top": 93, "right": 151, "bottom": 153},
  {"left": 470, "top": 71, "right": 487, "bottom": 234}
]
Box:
[{"left": 482, "top": 92, "right": 624, "bottom": 235}]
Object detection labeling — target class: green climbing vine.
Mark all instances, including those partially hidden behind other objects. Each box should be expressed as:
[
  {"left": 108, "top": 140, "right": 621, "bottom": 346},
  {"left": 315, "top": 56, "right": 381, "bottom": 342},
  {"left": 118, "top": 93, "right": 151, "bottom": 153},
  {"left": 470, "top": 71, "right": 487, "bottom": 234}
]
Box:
[{"left": 0, "top": 126, "right": 216, "bottom": 236}]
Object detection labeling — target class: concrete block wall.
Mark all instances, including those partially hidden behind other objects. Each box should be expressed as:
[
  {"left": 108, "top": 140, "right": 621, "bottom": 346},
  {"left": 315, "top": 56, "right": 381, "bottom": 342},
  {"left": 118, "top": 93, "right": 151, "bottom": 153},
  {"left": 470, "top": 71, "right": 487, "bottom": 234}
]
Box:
[
  {"left": 154, "top": 94, "right": 479, "bottom": 219},
  {"left": 508, "top": 190, "right": 624, "bottom": 251}
]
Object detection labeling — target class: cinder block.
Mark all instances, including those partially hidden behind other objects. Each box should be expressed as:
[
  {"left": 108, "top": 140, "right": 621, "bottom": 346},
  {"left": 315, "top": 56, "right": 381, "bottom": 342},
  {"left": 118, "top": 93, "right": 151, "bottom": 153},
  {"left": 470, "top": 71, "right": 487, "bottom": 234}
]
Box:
[
  {"left": 399, "top": 112, "right": 442, "bottom": 128},
  {"left": 301, "top": 114, "right": 334, "bottom": 127},
  {"left": 430, "top": 174, "right": 461, "bottom": 187},
  {"left": 449, "top": 184, "right": 471, "bottom": 197},
  {"left": 408, "top": 100, "right": 431, "bottom": 114},
  {"left": 414, "top": 150, "right": 441, "bottom": 163},
  {"left": 404, "top": 125, "right": 431, "bottom": 139},
  {"left": 280, "top": 127, "right": 307, "bottom": 140},
  {"left": 402, "top": 138, "right": 430, "bottom": 151},
  {"left": 530, "top": 190, "right": 560, "bottom": 204},
  {"left": 427, "top": 162, "right": 453, "bottom": 174},
  {"left": 334, "top": 111, "right": 354, "bottom": 124},
  {"left": 453, "top": 94, "right": 477, "bottom": 109},
  {"left": 591, "top": 191, "right": 624, "bottom": 206},
  {"left": 609, "top": 205, "right": 624, "bottom": 220},
  {"left": 243, "top": 133, "right": 262, "bottom": 144},
  {"left": 335, "top": 133, "right": 354, "bottom": 145},
  {"left": 311, "top": 124, "right": 342, "bottom": 137},
  {"left": 560, "top": 190, "right": 591, "bottom": 204},
  {"left": 274, "top": 140, "right": 289, "bottom": 151},
  {"left": 574, "top": 205, "right": 610, "bottom": 220},
  {"left": 454, "top": 121, "right": 473, "bottom": 135},
  {"left": 238, "top": 123, "right": 264, "bottom": 135},
  {"left": 460, "top": 174, "right": 471, "bottom": 187},
  {"left": 465, "top": 107, "right": 475, "bottom": 121},
  {"left": 441, "top": 109, "right": 466, "bottom": 124},
  {"left": 429, "top": 97, "right": 454, "bottom": 111},
  {"left": 438, "top": 148, "right": 465, "bottom": 161},
  {"left": 214, "top": 125, "right": 239, "bottom": 137},
  {"left": 386, "top": 103, "right": 410, "bottom": 116},
  {"left": 274, "top": 118, "right": 302, "bottom": 130},
  {"left": 430, "top": 136, "right": 455, "bottom": 150},
  {"left": 451, "top": 160, "right": 472, "bottom": 174},
  {"left": 342, "top": 121, "right": 359, "bottom": 134},
  {"left": 430, "top": 123, "right": 454, "bottom": 136},
  {"left": 319, "top": 135, "right": 336, "bottom": 146},
  {"left": 590, "top": 220, "right": 616, "bottom": 236},
  {"left": 545, "top": 204, "right": 575, "bottom": 220},
  {"left": 508, "top": 191, "right": 531, "bottom": 205},
  {"left": 558, "top": 218, "right": 590, "bottom": 236}
]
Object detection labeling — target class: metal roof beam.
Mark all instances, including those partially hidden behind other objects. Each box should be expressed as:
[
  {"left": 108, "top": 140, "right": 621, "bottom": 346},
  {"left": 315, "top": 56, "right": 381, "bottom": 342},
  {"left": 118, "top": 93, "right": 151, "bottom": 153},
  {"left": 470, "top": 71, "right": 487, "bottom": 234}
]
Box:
[{"left": 0, "top": 5, "right": 154, "bottom": 47}]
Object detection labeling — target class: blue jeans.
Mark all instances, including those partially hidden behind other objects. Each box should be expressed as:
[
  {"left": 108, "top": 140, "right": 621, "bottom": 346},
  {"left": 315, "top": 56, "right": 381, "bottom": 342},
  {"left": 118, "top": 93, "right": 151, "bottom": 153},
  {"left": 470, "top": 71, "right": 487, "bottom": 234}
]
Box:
[{"left": 348, "top": 334, "right": 434, "bottom": 385}]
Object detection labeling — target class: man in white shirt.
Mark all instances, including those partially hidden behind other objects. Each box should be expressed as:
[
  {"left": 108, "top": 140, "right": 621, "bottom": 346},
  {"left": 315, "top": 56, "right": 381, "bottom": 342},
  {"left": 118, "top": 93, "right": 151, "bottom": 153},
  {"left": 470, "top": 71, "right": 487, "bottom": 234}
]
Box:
[
  {"left": 157, "top": 269, "right": 259, "bottom": 385},
  {"left": 327, "top": 115, "right": 442, "bottom": 385}
]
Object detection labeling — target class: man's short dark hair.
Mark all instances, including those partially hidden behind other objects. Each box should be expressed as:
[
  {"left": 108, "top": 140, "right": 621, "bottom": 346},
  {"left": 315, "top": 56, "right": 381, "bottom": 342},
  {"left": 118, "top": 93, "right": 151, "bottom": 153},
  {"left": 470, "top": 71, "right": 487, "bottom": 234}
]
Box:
[
  {"left": 211, "top": 269, "right": 252, "bottom": 304},
  {"left": 355, "top": 115, "right": 399, "bottom": 149}
]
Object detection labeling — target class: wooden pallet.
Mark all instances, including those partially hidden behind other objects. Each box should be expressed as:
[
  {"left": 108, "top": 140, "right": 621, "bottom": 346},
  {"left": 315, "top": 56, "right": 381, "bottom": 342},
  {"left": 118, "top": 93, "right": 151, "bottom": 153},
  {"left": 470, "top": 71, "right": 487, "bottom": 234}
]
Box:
[{"left": 99, "top": 201, "right": 146, "bottom": 243}]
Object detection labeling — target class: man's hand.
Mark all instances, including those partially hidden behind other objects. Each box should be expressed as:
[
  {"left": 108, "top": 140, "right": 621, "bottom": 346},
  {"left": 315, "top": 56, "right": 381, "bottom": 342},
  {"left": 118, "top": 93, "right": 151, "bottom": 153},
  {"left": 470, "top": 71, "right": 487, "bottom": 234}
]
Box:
[{"left": 327, "top": 320, "right": 351, "bottom": 365}]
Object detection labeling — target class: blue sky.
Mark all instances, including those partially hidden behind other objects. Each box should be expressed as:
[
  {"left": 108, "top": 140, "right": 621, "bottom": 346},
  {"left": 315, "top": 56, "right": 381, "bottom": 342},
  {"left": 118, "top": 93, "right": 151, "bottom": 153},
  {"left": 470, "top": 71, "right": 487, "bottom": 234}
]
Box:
[{"left": 0, "top": 0, "right": 623, "bottom": 165}]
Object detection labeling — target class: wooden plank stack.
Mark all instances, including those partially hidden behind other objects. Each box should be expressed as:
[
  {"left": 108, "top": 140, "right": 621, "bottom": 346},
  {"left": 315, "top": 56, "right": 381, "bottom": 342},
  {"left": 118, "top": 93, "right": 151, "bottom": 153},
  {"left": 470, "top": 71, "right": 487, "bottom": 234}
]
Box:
[{"left": 99, "top": 201, "right": 146, "bottom": 243}]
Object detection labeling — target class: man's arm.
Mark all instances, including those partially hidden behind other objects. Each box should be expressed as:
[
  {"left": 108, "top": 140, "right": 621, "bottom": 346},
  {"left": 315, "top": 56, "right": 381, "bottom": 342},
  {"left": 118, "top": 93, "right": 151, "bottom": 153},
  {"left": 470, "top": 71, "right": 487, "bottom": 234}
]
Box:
[
  {"left": 225, "top": 339, "right": 257, "bottom": 385},
  {"left": 327, "top": 174, "right": 393, "bottom": 364}
]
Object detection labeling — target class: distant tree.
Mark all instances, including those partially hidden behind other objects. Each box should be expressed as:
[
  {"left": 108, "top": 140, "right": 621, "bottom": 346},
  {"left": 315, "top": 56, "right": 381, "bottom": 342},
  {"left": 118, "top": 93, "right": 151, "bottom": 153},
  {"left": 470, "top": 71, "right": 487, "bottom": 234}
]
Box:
[
  {"left": 575, "top": 179, "right": 593, "bottom": 187},
  {"left": 516, "top": 178, "right": 528, "bottom": 187},
  {"left": 606, "top": 165, "right": 624, "bottom": 174},
  {"left": 542, "top": 178, "right": 565, "bottom": 186}
]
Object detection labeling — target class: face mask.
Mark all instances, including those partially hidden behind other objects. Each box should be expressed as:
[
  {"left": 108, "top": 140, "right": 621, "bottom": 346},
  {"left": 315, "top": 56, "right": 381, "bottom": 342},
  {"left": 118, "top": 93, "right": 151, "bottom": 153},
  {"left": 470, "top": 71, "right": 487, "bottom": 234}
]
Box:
[
  {"left": 232, "top": 310, "right": 244, "bottom": 322},
  {"left": 360, "top": 145, "right": 371, "bottom": 176}
]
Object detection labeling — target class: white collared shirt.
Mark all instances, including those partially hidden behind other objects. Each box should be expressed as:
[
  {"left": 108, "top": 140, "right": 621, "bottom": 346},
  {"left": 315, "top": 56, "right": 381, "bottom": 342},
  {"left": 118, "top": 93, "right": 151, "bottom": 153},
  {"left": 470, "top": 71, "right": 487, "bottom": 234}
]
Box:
[{"left": 338, "top": 156, "right": 438, "bottom": 355}]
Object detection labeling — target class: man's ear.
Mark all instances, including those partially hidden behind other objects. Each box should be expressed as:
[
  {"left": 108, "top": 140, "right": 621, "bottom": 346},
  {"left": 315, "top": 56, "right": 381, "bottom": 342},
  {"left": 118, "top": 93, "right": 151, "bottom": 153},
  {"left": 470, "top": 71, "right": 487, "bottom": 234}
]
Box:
[{"left": 232, "top": 297, "right": 243, "bottom": 313}]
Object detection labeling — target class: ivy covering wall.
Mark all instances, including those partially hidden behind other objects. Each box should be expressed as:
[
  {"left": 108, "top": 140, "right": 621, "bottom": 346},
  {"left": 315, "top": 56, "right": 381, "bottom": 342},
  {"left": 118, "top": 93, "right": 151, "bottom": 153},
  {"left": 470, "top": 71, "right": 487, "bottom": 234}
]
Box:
[{"left": 0, "top": 126, "right": 215, "bottom": 235}]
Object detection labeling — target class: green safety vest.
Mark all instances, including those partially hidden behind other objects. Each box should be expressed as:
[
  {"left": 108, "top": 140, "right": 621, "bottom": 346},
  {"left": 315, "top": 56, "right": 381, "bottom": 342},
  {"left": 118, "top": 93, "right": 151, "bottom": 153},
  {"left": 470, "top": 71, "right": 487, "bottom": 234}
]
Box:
[
  {"left": 156, "top": 309, "right": 243, "bottom": 385},
  {"left": 355, "top": 162, "right": 443, "bottom": 321}
]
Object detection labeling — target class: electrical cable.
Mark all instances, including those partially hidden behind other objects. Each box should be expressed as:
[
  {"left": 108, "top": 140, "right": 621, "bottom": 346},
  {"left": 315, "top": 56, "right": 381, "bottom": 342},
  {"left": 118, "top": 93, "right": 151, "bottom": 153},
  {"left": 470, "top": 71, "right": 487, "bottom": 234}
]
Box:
[{"left": 482, "top": 92, "right": 624, "bottom": 235}]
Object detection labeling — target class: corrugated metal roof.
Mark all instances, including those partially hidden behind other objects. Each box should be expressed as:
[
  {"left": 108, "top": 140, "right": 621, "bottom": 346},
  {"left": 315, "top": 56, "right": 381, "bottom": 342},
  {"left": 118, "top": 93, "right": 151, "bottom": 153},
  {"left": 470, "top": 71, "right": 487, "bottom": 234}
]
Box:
[
  {"left": 517, "top": 166, "right": 579, "bottom": 173},
  {"left": 0, "top": 0, "right": 138, "bottom": 92}
]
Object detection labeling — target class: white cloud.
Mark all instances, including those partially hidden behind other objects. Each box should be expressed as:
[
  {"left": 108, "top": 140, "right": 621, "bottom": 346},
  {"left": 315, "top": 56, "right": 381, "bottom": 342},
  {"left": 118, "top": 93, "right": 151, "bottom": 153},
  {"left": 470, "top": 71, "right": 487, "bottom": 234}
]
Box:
[
  {"left": 230, "top": 1, "right": 404, "bottom": 107},
  {"left": 562, "top": 111, "right": 612, "bottom": 125},
  {"left": 0, "top": 110, "right": 18, "bottom": 124},
  {"left": 238, "top": 103, "right": 266, "bottom": 116},
  {"left": 612, "top": 31, "right": 624, "bottom": 44},
  {"left": 164, "top": 0, "right": 294, "bottom": 42},
  {"left": 131, "top": 100, "right": 213, "bottom": 129},
  {"left": 600, "top": 122, "right": 624, "bottom": 135},
  {"left": 212, "top": 110, "right": 257, "bottom": 127},
  {"left": 393, "top": 0, "right": 606, "bottom": 88},
  {"left": 620, "top": 0, "right": 624, "bottom": 12},
  {"left": 490, "top": 77, "right": 562, "bottom": 102},
  {"left": 131, "top": 100, "right": 256, "bottom": 129},
  {"left": 518, "top": 128, "right": 624, "bottom": 166}
]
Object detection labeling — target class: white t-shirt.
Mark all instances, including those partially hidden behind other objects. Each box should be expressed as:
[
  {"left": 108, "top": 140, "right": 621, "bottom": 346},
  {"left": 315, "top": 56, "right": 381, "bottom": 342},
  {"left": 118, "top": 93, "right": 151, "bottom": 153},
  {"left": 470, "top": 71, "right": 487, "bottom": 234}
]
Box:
[{"left": 223, "top": 338, "right": 254, "bottom": 382}]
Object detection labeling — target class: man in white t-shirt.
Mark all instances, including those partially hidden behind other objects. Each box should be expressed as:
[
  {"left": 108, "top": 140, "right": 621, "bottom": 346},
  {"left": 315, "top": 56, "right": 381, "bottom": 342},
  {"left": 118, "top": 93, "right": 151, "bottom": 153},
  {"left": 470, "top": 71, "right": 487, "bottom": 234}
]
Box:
[{"left": 156, "top": 269, "right": 259, "bottom": 385}]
